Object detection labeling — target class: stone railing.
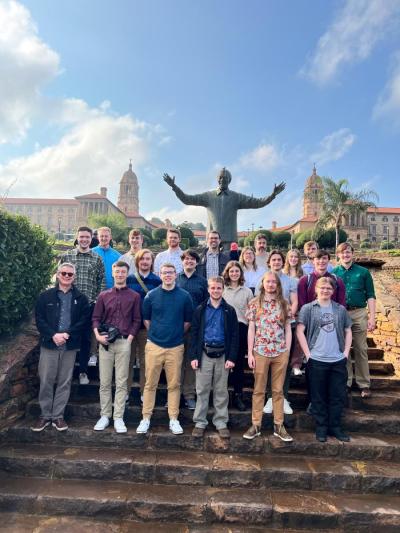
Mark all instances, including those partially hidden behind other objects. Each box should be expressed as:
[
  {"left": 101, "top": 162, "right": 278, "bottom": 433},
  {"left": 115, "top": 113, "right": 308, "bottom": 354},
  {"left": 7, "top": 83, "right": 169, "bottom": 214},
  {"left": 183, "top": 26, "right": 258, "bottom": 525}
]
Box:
[
  {"left": 371, "top": 268, "right": 400, "bottom": 376},
  {"left": 0, "top": 320, "right": 40, "bottom": 429}
]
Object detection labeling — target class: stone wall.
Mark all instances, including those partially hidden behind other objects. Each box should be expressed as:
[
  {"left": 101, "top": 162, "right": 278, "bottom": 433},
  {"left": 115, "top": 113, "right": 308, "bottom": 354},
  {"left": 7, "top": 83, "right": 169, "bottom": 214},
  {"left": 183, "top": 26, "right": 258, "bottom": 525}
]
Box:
[
  {"left": 371, "top": 266, "right": 400, "bottom": 376},
  {"left": 0, "top": 320, "right": 40, "bottom": 429}
]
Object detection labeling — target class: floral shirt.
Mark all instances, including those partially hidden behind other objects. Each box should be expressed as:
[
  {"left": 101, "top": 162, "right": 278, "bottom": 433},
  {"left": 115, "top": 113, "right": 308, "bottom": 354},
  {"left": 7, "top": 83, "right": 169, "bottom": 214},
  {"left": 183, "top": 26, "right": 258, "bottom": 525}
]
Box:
[{"left": 245, "top": 299, "right": 287, "bottom": 358}]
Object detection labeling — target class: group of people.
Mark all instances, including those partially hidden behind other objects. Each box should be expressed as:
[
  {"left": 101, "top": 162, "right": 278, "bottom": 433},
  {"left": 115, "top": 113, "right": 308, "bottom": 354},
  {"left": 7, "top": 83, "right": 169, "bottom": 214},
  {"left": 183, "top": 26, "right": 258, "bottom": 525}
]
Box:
[{"left": 32, "top": 227, "right": 376, "bottom": 444}]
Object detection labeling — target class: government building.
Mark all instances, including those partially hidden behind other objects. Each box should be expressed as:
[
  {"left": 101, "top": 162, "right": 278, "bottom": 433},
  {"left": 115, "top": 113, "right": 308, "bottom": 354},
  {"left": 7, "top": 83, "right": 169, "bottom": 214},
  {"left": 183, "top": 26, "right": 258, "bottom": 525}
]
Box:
[
  {"left": 270, "top": 166, "right": 400, "bottom": 245},
  {"left": 1, "top": 162, "right": 154, "bottom": 238}
]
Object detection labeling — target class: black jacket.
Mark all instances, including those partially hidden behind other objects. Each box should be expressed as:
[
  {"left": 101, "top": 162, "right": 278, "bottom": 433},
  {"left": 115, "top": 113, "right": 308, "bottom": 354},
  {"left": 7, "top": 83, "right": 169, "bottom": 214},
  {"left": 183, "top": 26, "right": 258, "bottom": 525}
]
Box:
[
  {"left": 35, "top": 284, "right": 90, "bottom": 350},
  {"left": 189, "top": 298, "right": 239, "bottom": 366},
  {"left": 196, "top": 248, "right": 229, "bottom": 278}
]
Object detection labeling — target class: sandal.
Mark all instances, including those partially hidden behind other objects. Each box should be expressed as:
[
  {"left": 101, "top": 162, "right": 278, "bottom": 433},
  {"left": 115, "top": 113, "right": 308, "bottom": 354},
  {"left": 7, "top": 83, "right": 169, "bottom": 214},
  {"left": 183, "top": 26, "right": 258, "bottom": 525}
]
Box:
[{"left": 360, "top": 388, "right": 371, "bottom": 398}]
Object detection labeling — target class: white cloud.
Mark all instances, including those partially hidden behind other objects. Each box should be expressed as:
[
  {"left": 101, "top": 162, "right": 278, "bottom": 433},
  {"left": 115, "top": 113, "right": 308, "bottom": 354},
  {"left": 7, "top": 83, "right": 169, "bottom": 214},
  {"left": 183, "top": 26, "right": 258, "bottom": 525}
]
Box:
[
  {"left": 0, "top": 0, "right": 60, "bottom": 143},
  {"left": 145, "top": 205, "right": 206, "bottom": 226},
  {"left": 301, "top": 0, "right": 400, "bottom": 85},
  {"left": 311, "top": 128, "right": 356, "bottom": 166},
  {"left": 239, "top": 143, "right": 280, "bottom": 173},
  {"left": 373, "top": 52, "right": 400, "bottom": 124}
]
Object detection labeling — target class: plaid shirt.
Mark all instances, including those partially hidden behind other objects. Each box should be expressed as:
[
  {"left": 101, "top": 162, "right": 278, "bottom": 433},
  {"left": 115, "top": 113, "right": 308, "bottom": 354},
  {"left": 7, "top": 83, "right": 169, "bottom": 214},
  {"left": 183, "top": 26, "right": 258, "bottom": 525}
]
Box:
[{"left": 61, "top": 248, "right": 106, "bottom": 304}]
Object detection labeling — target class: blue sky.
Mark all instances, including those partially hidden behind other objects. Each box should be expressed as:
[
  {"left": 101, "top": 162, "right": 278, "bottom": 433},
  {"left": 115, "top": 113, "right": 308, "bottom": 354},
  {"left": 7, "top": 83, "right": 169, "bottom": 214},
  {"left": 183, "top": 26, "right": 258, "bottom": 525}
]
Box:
[{"left": 1, "top": 0, "right": 400, "bottom": 231}]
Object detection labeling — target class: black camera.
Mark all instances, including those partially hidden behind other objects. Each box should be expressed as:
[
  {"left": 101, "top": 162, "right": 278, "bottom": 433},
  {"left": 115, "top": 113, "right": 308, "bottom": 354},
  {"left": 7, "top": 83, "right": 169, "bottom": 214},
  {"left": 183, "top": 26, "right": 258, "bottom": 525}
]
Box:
[{"left": 98, "top": 324, "right": 120, "bottom": 344}]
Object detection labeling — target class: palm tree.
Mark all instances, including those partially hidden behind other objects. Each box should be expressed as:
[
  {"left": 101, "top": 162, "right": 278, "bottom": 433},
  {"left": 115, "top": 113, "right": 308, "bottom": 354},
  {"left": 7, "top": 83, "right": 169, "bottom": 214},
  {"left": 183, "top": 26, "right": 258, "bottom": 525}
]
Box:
[{"left": 314, "top": 177, "right": 378, "bottom": 249}]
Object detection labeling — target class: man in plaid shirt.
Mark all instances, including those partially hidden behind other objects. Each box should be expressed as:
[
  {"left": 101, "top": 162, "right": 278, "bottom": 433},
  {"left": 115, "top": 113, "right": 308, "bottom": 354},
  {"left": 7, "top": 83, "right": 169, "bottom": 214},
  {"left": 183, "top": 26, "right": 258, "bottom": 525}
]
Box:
[{"left": 61, "top": 226, "right": 106, "bottom": 384}]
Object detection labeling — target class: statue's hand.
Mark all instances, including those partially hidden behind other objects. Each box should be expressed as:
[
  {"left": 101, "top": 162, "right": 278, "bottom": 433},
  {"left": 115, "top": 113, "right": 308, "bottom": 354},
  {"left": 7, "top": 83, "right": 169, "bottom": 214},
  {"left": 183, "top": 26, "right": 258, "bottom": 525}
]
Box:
[
  {"left": 163, "top": 173, "right": 175, "bottom": 187},
  {"left": 273, "top": 181, "right": 286, "bottom": 196}
]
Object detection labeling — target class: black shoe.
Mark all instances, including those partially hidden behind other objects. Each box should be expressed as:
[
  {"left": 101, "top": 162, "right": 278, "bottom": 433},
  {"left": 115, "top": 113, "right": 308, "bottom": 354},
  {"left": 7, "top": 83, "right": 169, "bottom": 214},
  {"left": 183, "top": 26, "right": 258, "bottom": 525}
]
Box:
[
  {"left": 233, "top": 393, "right": 246, "bottom": 412},
  {"left": 329, "top": 428, "right": 350, "bottom": 442},
  {"left": 316, "top": 427, "right": 327, "bottom": 443}
]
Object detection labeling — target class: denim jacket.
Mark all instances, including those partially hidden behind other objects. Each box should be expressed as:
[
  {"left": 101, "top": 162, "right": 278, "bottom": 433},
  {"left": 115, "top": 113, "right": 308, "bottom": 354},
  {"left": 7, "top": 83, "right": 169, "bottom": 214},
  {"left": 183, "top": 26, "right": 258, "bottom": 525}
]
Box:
[{"left": 297, "top": 300, "right": 352, "bottom": 353}]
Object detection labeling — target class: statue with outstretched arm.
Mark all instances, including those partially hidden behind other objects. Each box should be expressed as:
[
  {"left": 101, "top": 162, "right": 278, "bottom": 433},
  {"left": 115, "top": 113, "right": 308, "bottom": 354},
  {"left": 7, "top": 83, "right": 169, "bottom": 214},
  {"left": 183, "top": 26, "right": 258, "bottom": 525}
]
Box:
[{"left": 163, "top": 167, "right": 285, "bottom": 248}]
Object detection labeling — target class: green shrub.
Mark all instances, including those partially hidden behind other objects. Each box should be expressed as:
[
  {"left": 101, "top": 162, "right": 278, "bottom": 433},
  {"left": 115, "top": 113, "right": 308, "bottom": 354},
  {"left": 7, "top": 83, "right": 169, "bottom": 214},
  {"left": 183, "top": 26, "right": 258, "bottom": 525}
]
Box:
[
  {"left": 243, "top": 229, "right": 272, "bottom": 248},
  {"left": 380, "top": 240, "right": 395, "bottom": 250},
  {"left": 360, "top": 240, "right": 371, "bottom": 249},
  {"left": 0, "top": 210, "right": 54, "bottom": 336}
]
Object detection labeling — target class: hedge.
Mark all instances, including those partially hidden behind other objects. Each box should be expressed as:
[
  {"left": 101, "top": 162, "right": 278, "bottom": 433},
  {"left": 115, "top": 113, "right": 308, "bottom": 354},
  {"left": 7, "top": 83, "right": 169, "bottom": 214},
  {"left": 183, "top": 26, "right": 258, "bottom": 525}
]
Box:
[{"left": 0, "top": 210, "right": 54, "bottom": 336}]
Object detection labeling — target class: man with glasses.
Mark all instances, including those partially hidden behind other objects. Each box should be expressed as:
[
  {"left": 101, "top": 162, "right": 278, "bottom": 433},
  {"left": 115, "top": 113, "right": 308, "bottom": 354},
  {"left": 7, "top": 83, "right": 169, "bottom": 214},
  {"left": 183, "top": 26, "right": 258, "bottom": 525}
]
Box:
[
  {"left": 136, "top": 263, "right": 193, "bottom": 435},
  {"left": 197, "top": 231, "right": 229, "bottom": 279},
  {"left": 61, "top": 226, "right": 106, "bottom": 383},
  {"left": 32, "top": 263, "right": 90, "bottom": 432}
]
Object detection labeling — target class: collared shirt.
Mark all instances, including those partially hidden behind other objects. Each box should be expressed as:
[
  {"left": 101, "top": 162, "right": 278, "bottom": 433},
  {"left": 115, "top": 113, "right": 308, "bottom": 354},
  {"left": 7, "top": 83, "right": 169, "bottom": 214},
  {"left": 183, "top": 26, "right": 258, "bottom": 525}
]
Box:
[
  {"left": 61, "top": 248, "right": 106, "bottom": 304},
  {"left": 127, "top": 271, "right": 162, "bottom": 301},
  {"left": 302, "top": 261, "right": 334, "bottom": 275},
  {"left": 176, "top": 271, "right": 208, "bottom": 308},
  {"left": 206, "top": 251, "right": 220, "bottom": 279},
  {"left": 92, "top": 246, "right": 121, "bottom": 289},
  {"left": 120, "top": 251, "right": 138, "bottom": 275},
  {"left": 245, "top": 299, "right": 287, "bottom": 357},
  {"left": 243, "top": 268, "right": 264, "bottom": 292},
  {"left": 223, "top": 285, "right": 253, "bottom": 324},
  {"left": 255, "top": 271, "right": 297, "bottom": 303},
  {"left": 154, "top": 248, "right": 184, "bottom": 276},
  {"left": 204, "top": 300, "right": 225, "bottom": 345},
  {"left": 92, "top": 286, "right": 141, "bottom": 337},
  {"left": 57, "top": 289, "right": 72, "bottom": 332},
  {"left": 333, "top": 262, "right": 376, "bottom": 308}
]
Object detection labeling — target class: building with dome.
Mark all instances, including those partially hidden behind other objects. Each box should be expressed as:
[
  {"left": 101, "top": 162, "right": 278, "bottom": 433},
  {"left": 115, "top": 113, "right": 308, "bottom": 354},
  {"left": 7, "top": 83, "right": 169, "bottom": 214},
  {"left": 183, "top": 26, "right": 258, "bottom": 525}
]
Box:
[
  {"left": 269, "top": 166, "right": 400, "bottom": 245},
  {"left": 2, "top": 161, "right": 155, "bottom": 238}
]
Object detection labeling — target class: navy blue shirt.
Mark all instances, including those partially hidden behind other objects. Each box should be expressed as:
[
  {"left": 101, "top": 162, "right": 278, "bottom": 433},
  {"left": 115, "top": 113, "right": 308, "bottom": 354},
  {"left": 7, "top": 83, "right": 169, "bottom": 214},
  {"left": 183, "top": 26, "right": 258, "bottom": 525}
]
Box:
[
  {"left": 176, "top": 271, "right": 208, "bottom": 308},
  {"left": 142, "top": 285, "right": 193, "bottom": 348},
  {"left": 127, "top": 271, "right": 162, "bottom": 302},
  {"left": 204, "top": 300, "right": 225, "bottom": 345}
]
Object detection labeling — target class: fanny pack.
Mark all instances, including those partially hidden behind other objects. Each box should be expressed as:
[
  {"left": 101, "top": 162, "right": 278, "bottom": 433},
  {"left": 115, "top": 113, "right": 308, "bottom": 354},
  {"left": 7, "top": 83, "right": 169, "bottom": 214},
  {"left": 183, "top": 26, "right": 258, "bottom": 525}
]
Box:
[{"left": 204, "top": 344, "right": 225, "bottom": 358}]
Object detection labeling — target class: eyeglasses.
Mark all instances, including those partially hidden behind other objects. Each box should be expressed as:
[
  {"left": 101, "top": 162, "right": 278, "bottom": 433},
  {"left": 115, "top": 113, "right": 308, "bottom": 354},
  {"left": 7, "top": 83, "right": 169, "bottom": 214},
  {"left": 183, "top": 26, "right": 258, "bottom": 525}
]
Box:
[
  {"left": 161, "top": 271, "right": 175, "bottom": 276},
  {"left": 60, "top": 272, "right": 74, "bottom": 278}
]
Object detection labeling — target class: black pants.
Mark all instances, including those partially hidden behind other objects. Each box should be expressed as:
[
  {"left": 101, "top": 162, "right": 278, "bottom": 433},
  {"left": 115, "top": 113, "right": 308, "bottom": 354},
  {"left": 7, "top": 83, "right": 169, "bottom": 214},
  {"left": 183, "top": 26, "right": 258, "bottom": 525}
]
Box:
[
  {"left": 229, "top": 322, "right": 248, "bottom": 394},
  {"left": 78, "top": 303, "right": 95, "bottom": 374},
  {"left": 308, "top": 358, "right": 347, "bottom": 432}
]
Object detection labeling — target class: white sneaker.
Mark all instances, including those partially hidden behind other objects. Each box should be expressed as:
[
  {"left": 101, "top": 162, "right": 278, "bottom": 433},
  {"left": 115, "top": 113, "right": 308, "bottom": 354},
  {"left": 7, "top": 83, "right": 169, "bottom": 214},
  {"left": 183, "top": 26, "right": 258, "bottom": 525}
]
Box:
[
  {"left": 79, "top": 372, "right": 89, "bottom": 385},
  {"left": 114, "top": 418, "right": 127, "bottom": 433},
  {"left": 94, "top": 416, "right": 109, "bottom": 431},
  {"left": 140, "top": 395, "right": 144, "bottom": 404},
  {"left": 293, "top": 367, "right": 303, "bottom": 376},
  {"left": 88, "top": 354, "right": 98, "bottom": 367},
  {"left": 169, "top": 418, "right": 183, "bottom": 435},
  {"left": 125, "top": 394, "right": 130, "bottom": 404},
  {"left": 136, "top": 418, "right": 150, "bottom": 434},
  {"left": 263, "top": 398, "right": 273, "bottom": 414},
  {"left": 284, "top": 398, "right": 293, "bottom": 415}
]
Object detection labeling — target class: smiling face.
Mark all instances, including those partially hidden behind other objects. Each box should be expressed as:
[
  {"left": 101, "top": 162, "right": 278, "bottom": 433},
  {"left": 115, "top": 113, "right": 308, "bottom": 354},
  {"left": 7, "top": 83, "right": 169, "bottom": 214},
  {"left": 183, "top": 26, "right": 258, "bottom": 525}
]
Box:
[
  {"left": 57, "top": 264, "right": 75, "bottom": 289},
  {"left": 255, "top": 237, "right": 267, "bottom": 254},
  {"left": 228, "top": 265, "right": 241, "bottom": 283},
  {"left": 112, "top": 264, "right": 128, "bottom": 286},
  {"left": 316, "top": 279, "right": 335, "bottom": 302},
  {"left": 305, "top": 242, "right": 318, "bottom": 259},
  {"left": 269, "top": 253, "right": 283, "bottom": 272},
  {"left": 138, "top": 252, "right": 153, "bottom": 273},
  {"left": 313, "top": 254, "right": 330, "bottom": 275},
  {"left": 207, "top": 232, "right": 220, "bottom": 252},
  {"left": 167, "top": 231, "right": 180, "bottom": 250},
  {"left": 287, "top": 250, "right": 299, "bottom": 267},
  {"left": 160, "top": 265, "right": 177, "bottom": 288},
  {"left": 208, "top": 280, "right": 224, "bottom": 302},
  {"left": 98, "top": 229, "right": 111, "bottom": 248},
  {"left": 129, "top": 232, "right": 143, "bottom": 252},
  {"left": 77, "top": 230, "right": 92, "bottom": 251},
  {"left": 182, "top": 253, "right": 197, "bottom": 273},
  {"left": 338, "top": 246, "right": 353, "bottom": 266}
]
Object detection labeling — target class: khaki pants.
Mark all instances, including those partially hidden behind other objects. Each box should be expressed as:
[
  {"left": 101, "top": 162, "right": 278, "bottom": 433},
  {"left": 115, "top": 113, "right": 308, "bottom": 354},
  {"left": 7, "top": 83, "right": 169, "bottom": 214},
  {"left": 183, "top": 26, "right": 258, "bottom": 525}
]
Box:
[
  {"left": 347, "top": 308, "right": 370, "bottom": 389},
  {"left": 99, "top": 338, "right": 131, "bottom": 420},
  {"left": 181, "top": 331, "right": 196, "bottom": 400},
  {"left": 142, "top": 340, "right": 184, "bottom": 420},
  {"left": 252, "top": 350, "right": 289, "bottom": 426},
  {"left": 128, "top": 328, "right": 148, "bottom": 393}
]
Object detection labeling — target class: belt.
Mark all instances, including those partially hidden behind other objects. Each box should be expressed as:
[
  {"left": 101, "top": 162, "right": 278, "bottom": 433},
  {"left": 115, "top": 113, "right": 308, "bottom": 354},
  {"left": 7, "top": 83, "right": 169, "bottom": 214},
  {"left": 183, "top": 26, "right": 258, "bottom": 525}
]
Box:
[
  {"left": 347, "top": 306, "right": 365, "bottom": 311},
  {"left": 116, "top": 334, "right": 129, "bottom": 339},
  {"left": 204, "top": 343, "right": 224, "bottom": 349}
]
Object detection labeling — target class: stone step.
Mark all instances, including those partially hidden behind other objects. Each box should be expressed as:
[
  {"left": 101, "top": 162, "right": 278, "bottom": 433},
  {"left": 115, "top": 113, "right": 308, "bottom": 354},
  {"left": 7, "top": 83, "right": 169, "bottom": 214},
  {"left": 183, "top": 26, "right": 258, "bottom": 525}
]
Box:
[
  {"left": 3, "top": 420, "right": 400, "bottom": 463},
  {"left": 1, "top": 444, "right": 399, "bottom": 494},
  {"left": 25, "top": 400, "right": 400, "bottom": 435},
  {"left": 0, "top": 513, "right": 299, "bottom": 533},
  {"left": 367, "top": 360, "right": 395, "bottom": 375},
  {"left": 1, "top": 475, "right": 399, "bottom": 530},
  {"left": 367, "top": 337, "right": 376, "bottom": 348},
  {"left": 69, "top": 381, "right": 400, "bottom": 412}
]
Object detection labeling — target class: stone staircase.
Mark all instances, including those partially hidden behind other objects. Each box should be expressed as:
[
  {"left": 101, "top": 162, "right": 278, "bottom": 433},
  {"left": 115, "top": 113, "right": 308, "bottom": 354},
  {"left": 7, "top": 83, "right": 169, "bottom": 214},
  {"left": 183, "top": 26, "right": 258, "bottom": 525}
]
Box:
[{"left": 1, "top": 340, "right": 400, "bottom": 532}]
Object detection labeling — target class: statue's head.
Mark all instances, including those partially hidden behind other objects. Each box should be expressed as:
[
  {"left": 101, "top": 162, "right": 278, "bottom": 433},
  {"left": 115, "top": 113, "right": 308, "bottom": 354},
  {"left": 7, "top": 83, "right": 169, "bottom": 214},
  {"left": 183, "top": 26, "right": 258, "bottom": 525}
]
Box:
[{"left": 217, "top": 167, "right": 232, "bottom": 190}]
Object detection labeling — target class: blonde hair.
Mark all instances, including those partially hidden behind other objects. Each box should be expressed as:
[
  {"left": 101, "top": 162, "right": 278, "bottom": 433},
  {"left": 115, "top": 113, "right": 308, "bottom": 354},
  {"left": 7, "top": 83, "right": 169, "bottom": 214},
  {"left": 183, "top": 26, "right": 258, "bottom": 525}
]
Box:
[
  {"left": 239, "top": 246, "right": 257, "bottom": 271},
  {"left": 252, "top": 271, "right": 289, "bottom": 324},
  {"left": 283, "top": 248, "right": 304, "bottom": 278}
]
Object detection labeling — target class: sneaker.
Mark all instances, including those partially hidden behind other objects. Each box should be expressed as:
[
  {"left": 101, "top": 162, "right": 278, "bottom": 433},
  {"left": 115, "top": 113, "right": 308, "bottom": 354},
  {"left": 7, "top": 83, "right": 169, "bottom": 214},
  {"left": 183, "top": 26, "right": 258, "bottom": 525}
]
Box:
[
  {"left": 94, "top": 416, "right": 110, "bottom": 431},
  {"left": 263, "top": 398, "right": 273, "bottom": 414},
  {"left": 79, "top": 372, "right": 89, "bottom": 385},
  {"left": 217, "top": 427, "right": 230, "bottom": 438},
  {"left": 293, "top": 367, "right": 303, "bottom": 376},
  {"left": 140, "top": 394, "right": 144, "bottom": 405},
  {"left": 136, "top": 418, "right": 150, "bottom": 434},
  {"left": 169, "top": 418, "right": 183, "bottom": 435},
  {"left": 192, "top": 426, "right": 205, "bottom": 438},
  {"left": 283, "top": 398, "right": 293, "bottom": 415},
  {"left": 125, "top": 394, "right": 130, "bottom": 404},
  {"left": 88, "top": 354, "right": 98, "bottom": 367},
  {"left": 30, "top": 417, "right": 51, "bottom": 432},
  {"left": 164, "top": 401, "right": 168, "bottom": 408},
  {"left": 114, "top": 418, "right": 127, "bottom": 433},
  {"left": 243, "top": 425, "right": 261, "bottom": 440},
  {"left": 360, "top": 388, "right": 371, "bottom": 398},
  {"left": 273, "top": 423, "right": 293, "bottom": 442},
  {"left": 185, "top": 398, "right": 196, "bottom": 410},
  {"left": 52, "top": 418, "right": 68, "bottom": 432}
]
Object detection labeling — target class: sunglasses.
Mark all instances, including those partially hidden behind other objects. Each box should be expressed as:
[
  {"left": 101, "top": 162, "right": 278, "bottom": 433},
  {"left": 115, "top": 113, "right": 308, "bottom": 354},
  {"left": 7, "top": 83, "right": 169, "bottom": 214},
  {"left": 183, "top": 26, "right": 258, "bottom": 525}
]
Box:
[{"left": 60, "top": 272, "right": 74, "bottom": 278}]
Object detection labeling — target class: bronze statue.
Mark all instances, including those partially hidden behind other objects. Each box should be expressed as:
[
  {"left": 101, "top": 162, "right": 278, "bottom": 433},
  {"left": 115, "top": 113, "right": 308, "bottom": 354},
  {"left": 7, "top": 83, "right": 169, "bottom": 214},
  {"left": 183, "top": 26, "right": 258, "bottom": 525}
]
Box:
[{"left": 163, "top": 168, "right": 285, "bottom": 248}]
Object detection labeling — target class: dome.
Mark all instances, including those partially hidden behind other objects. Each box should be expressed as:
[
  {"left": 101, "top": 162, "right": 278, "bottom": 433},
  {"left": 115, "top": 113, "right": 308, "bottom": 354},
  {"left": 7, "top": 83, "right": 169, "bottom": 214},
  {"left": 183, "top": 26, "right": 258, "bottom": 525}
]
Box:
[
  {"left": 120, "top": 162, "right": 138, "bottom": 184},
  {"left": 305, "top": 164, "right": 323, "bottom": 189}
]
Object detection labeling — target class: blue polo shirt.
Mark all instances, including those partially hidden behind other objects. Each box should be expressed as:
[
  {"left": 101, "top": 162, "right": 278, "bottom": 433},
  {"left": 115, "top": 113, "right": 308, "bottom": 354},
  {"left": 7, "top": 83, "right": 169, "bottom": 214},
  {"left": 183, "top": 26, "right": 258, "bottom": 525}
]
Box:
[{"left": 142, "top": 285, "right": 193, "bottom": 348}]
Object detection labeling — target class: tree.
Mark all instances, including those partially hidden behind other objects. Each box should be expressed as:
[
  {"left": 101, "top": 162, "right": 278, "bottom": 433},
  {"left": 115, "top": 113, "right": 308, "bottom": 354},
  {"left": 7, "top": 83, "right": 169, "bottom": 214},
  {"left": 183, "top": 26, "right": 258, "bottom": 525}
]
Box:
[
  {"left": 271, "top": 231, "right": 291, "bottom": 249},
  {"left": 317, "top": 228, "right": 347, "bottom": 249},
  {"left": 315, "top": 177, "right": 378, "bottom": 249},
  {"left": 244, "top": 229, "right": 272, "bottom": 247},
  {"left": 140, "top": 228, "right": 154, "bottom": 246},
  {"left": 88, "top": 213, "right": 130, "bottom": 244},
  {"left": 152, "top": 227, "right": 167, "bottom": 244},
  {"left": 176, "top": 225, "right": 198, "bottom": 247}
]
